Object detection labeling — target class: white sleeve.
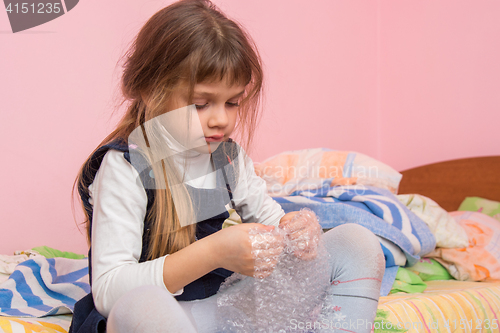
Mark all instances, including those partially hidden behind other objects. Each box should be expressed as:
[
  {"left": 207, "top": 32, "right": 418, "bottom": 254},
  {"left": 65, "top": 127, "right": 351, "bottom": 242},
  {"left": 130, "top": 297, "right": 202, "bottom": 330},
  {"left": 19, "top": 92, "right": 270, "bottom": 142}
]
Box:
[
  {"left": 230, "top": 148, "right": 285, "bottom": 227},
  {"left": 89, "top": 150, "right": 182, "bottom": 318}
]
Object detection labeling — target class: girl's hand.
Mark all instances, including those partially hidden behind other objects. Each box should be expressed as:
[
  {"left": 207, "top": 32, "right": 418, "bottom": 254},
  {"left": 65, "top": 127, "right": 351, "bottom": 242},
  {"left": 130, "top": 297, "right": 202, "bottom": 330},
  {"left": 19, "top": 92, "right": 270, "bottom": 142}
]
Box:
[
  {"left": 279, "top": 210, "right": 321, "bottom": 260},
  {"left": 210, "top": 223, "right": 284, "bottom": 278}
]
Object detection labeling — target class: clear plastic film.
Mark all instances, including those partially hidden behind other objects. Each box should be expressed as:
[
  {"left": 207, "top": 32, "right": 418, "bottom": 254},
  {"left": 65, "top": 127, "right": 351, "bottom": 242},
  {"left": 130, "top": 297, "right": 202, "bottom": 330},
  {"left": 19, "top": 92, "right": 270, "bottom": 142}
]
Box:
[{"left": 216, "top": 209, "right": 333, "bottom": 332}]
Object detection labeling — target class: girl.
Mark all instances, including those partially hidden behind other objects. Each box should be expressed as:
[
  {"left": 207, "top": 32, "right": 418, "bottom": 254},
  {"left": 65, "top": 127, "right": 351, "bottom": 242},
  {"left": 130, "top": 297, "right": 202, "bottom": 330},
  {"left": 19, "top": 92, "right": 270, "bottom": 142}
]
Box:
[{"left": 70, "top": 1, "right": 385, "bottom": 332}]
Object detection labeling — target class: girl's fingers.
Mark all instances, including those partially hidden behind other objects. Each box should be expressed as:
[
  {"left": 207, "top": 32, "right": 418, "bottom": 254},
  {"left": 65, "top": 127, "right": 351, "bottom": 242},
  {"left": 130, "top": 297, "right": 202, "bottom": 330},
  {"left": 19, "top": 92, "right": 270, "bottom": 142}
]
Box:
[
  {"left": 286, "top": 226, "right": 312, "bottom": 241},
  {"left": 280, "top": 218, "right": 307, "bottom": 234},
  {"left": 286, "top": 223, "right": 320, "bottom": 260},
  {"left": 249, "top": 231, "right": 280, "bottom": 263},
  {"left": 254, "top": 257, "right": 280, "bottom": 278},
  {"left": 255, "top": 257, "right": 279, "bottom": 269},
  {"left": 248, "top": 210, "right": 323, "bottom": 277},
  {"left": 281, "top": 216, "right": 319, "bottom": 235},
  {"left": 294, "top": 249, "right": 318, "bottom": 261},
  {"left": 287, "top": 225, "right": 320, "bottom": 244},
  {"left": 250, "top": 233, "right": 284, "bottom": 250},
  {"left": 252, "top": 246, "right": 284, "bottom": 259},
  {"left": 274, "top": 210, "right": 322, "bottom": 262},
  {"left": 248, "top": 227, "right": 284, "bottom": 278}
]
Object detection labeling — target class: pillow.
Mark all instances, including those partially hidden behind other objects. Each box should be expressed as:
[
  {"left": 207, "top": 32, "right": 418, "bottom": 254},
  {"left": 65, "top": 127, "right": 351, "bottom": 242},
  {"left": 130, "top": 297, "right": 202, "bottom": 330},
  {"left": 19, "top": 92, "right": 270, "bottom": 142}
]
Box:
[
  {"left": 397, "top": 194, "right": 468, "bottom": 248},
  {"left": 427, "top": 211, "right": 500, "bottom": 281},
  {"left": 459, "top": 197, "right": 500, "bottom": 222},
  {"left": 254, "top": 148, "right": 402, "bottom": 197}
]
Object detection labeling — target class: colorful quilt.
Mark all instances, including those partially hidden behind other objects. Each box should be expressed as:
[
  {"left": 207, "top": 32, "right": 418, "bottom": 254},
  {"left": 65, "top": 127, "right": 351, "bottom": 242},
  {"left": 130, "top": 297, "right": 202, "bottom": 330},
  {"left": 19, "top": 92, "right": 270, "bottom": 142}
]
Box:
[
  {"left": 378, "top": 280, "right": 500, "bottom": 333},
  {"left": 0, "top": 314, "right": 72, "bottom": 333},
  {"left": 428, "top": 211, "right": 500, "bottom": 282}
]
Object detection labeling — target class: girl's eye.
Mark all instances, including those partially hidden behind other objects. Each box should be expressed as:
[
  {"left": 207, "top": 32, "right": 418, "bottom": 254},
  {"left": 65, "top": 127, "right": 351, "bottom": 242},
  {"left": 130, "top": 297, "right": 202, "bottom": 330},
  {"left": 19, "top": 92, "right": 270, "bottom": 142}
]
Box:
[
  {"left": 195, "top": 103, "right": 208, "bottom": 110},
  {"left": 226, "top": 102, "right": 240, "bottom": 107}
]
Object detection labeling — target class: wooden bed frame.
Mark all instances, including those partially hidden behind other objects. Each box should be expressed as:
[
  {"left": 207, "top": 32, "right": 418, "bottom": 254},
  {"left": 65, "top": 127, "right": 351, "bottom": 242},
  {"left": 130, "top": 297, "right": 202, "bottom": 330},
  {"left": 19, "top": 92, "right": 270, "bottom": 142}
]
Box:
[{"left": 398, "top": 156, "right": 500, "bottom": 212}]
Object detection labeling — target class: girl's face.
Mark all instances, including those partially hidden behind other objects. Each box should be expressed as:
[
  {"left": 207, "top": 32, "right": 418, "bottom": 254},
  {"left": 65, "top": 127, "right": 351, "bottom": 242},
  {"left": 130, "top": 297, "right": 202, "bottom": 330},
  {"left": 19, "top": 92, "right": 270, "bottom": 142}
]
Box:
[{"left": 167, "top": 79, "right": 246, "bottom": 153}]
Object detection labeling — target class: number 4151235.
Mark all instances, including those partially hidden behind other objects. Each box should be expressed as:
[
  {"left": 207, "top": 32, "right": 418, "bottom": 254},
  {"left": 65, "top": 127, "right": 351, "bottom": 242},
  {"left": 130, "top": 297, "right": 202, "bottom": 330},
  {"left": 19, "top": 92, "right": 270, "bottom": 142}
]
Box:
[{"left": 5, "top": 3, "right": 62, "bottom": 14}]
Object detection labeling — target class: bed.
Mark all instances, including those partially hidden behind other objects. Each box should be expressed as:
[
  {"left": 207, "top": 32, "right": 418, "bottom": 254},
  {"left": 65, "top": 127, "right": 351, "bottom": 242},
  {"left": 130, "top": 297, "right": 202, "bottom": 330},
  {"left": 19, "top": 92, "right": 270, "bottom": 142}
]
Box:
[
  {"left": 1, "top": 155, "right": 500, "bottom": 333},
  {"left": 397, "top": 156, "right": 500, "bottom": 212},
  {"left": 377, "top": 156, "right": 500, "bottom": 333}
]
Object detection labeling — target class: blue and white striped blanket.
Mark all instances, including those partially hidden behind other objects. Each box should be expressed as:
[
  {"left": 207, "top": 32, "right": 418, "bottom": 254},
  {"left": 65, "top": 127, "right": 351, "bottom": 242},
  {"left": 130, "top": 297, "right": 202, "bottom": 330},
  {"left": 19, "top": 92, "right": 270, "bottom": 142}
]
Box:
[
  {"left": 0, "top": 257, "right": 89, "bottom": 317},
  {"left": 273, "top": 185, "right": 436, "bottom": 295}
]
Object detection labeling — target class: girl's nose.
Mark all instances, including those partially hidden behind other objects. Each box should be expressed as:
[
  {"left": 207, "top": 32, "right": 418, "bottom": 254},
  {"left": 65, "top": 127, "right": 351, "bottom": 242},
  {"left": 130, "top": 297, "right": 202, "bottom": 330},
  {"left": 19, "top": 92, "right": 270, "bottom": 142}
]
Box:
[{"left": 207, "top": 104, "right": 229, "bottom": 128}]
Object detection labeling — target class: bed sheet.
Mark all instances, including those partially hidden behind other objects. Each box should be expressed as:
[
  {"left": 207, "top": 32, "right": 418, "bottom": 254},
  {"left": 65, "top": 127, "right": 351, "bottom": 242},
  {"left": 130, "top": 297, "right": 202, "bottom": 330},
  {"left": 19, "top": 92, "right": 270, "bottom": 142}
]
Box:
[
  {"left": 2, "top": 281, "right": 500, "bottom": 332},
  {"left": 378, "top": 280, "right": 500, "bottom": 333},
  {"left": 0, "top": 314, "right": 72, "bottom": 333}
]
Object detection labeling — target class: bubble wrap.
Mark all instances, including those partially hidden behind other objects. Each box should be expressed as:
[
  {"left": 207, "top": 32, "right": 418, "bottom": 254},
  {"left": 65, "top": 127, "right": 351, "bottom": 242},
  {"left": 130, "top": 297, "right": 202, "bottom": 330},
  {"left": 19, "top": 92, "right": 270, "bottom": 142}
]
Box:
[{"left": 216, "top": 209, "right": 332, "bottom": 332}]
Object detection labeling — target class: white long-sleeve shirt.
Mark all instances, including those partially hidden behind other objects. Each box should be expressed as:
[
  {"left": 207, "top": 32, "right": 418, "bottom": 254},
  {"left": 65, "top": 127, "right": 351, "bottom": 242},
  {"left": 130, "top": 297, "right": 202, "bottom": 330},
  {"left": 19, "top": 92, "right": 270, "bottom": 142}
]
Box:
[{"left": 88, "top": 147, "right": 285, "bottom": 317}]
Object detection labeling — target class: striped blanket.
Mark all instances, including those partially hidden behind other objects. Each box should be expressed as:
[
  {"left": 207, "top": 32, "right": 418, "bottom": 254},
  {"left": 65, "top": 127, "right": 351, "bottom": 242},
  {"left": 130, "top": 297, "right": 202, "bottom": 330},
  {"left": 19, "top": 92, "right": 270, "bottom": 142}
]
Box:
[
  {"left": 0, "top": 257, "right": 89, "bottom": 317},
  {"left": 273, "top": 185, "right": 436, "bottom": 295}
]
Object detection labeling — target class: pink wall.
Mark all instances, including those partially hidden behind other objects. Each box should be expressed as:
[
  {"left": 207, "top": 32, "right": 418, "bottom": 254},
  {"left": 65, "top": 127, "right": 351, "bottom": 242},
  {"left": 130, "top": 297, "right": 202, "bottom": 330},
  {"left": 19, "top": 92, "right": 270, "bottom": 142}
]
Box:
[
  {"left": 1, "top": 0, "right": 499, "bottom": 255},
  {"left": 378, "top": 0, "right": 500, "bottom": 171}
]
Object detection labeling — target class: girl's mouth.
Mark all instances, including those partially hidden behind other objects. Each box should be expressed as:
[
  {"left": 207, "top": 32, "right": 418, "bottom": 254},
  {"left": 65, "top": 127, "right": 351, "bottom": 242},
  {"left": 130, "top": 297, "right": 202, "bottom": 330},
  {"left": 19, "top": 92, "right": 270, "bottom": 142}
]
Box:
[{"left": 205, "top": 135, "right": 224, "bottom": 142}]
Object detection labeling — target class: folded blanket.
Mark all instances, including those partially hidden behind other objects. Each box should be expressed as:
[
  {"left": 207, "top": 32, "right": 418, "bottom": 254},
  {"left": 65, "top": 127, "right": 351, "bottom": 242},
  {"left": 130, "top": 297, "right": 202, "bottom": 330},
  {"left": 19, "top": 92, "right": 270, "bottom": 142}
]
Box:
[
  {"left": 0, "top": 257, "right": 89, "bottom": 317},
  {"left": 273, "top": 185, "right": 436, "bottom": 295},
  {"left": 274, "top": 186, "right": 435, "bottom": 262},
  {"left": 397, "top": 194, "right": 468, "bottom": 248}
]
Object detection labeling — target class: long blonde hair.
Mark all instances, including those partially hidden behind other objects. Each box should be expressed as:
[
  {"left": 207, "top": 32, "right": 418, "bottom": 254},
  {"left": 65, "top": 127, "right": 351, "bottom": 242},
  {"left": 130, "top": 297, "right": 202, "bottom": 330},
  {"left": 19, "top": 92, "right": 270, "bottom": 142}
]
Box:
[{"left": 75, "top": 0, "right": 263, "bottom": 260}]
